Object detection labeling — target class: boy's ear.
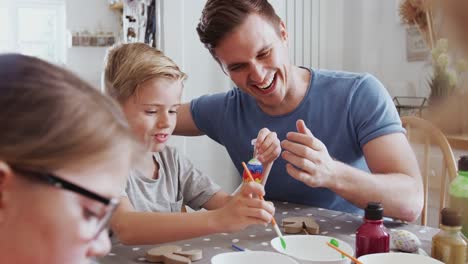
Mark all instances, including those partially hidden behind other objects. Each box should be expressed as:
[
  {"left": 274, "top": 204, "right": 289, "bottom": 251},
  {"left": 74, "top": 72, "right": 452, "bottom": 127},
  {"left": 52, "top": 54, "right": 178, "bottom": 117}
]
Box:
[{"left": 0, "top": 161, "right": 14, "bottom": 223}]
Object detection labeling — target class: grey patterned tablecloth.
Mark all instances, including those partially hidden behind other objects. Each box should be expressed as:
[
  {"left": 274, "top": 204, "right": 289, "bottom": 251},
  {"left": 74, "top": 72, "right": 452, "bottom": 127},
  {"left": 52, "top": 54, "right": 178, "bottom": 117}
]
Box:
[{"left": 99, "top": 201, "right": 438, "bottom": 264}]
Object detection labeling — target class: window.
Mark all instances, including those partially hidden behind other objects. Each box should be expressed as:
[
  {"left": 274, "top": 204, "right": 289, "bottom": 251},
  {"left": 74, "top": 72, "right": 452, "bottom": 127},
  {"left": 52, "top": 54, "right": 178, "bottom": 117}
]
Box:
[{"left": 0, "top": 1, "right": 66, "bottom": 64}]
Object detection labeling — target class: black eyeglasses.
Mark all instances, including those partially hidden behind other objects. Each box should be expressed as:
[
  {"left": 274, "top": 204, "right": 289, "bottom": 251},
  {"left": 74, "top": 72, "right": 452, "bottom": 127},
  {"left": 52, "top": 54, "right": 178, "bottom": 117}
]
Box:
[{"left": 12, "top": 166, "right": 120, "bottom": 240}]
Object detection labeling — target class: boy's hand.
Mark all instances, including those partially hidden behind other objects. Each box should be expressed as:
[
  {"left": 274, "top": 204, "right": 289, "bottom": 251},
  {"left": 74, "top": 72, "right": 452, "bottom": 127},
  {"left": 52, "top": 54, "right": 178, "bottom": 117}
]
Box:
[{"left": 215, "top": 182, "right": 275, "bottom": 233}]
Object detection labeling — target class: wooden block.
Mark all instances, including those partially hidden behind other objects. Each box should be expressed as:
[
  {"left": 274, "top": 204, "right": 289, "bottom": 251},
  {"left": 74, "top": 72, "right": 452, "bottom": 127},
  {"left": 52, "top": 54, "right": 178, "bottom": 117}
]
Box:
[
  {"left": 163, "top": 253, "right": 191, "bottom": 264},
  {"left": 282, "top": 216, "right": 319, "bottom": 234},
  {"left": 146, "top": 245, "right": 203, "bottom": 263},
  {"left": 146, "top": 245, "right": 182, "bottom": 262},
  {"left": 174, "top": 250, "right": 203, "bottom": 261}
]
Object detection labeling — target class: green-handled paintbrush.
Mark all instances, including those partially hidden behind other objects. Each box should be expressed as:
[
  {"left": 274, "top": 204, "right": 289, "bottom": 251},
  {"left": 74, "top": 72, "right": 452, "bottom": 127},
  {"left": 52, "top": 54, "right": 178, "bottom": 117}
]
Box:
[{"left": 242, "top": 161, "right": 286, "bottom": 250}]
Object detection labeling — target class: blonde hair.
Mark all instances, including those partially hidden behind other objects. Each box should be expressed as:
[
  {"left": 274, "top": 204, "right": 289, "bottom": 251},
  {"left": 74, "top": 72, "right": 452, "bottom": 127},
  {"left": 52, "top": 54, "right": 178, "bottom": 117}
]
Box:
[
  {"left": 0, "top": 54, "right": 139, "bottom": 171},
  {"left": 104, "top": 43, "right": 187, "bottom": 103}
]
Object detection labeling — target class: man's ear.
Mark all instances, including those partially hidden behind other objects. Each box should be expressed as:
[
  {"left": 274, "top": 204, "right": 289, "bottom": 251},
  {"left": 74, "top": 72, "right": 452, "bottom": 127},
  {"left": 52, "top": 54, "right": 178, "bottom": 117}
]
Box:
[{"left": 279, "top": 20, "right": 288, "bottom": 44}]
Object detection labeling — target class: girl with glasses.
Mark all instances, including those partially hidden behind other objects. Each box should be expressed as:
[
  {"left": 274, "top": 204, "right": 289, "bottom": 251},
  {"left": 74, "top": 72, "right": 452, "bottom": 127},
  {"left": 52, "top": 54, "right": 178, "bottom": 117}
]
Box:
[{"left": 0, "top": 54, "right": 139, "bottom": 263}]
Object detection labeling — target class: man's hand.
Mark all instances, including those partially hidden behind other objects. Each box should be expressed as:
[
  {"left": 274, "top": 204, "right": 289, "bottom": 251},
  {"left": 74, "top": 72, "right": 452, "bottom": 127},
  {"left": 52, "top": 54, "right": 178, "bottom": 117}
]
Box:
[
  {"left": 280, "top": 119, "right": 337, "bottom": 188},
  {"left": 255, "top": 128, "right": 281, "bottom": 164}
]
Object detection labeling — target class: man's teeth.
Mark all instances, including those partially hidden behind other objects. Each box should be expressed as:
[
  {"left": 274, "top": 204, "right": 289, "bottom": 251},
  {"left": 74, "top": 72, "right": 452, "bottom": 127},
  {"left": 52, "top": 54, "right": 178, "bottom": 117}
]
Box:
[{"left": 257, "top": 75, "right": 274, "bottom": 89}]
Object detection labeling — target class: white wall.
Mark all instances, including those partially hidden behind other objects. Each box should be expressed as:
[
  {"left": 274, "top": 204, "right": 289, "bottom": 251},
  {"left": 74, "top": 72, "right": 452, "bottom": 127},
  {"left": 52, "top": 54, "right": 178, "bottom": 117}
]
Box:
[
  {"left": 319, "top": 0, "right": 344, "bottom": 70},
  {"left": 269, "top": 0, "right": 344, "bottom": 70},
  {"left": 162, "top": 0, "right": 241, "bottom": 192},
  {"left": 342, "top": 0, "right": 430, "bottom": 98},
  {"left": 64, "top": 0, "right": 121, "bottom": 88}
]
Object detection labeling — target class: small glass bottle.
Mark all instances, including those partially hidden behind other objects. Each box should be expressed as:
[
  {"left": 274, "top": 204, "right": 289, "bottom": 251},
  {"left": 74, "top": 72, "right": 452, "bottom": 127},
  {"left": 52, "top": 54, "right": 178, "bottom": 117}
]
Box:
[
  {"left": 355, "top": 202, "right": 390, "bottom": 258},
  {"left": 431, "top": 208, "right": 467, "bottom": 264},
  {"left": 449, "top": 156, "right": 468, "bottom": 237}
]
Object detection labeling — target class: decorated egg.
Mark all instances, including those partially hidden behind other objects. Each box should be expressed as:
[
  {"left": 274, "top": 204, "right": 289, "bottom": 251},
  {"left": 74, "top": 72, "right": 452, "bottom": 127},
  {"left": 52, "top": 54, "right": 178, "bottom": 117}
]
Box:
[
  {"left": 242, "top": 158, "right": 263, "bottom": 183},
  {"left": 391, "top": 230, "right": 421, "bottom": 253}
]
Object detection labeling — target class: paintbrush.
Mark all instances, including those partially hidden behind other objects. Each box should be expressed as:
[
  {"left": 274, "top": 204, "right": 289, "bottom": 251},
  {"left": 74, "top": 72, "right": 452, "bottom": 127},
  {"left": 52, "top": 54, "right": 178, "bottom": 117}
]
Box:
[
  {"left": 326, "top": 241, "right": 363, "bottom": 264},
  {"left": 242, "top": 161, "right": 287, "bottom": 250}
]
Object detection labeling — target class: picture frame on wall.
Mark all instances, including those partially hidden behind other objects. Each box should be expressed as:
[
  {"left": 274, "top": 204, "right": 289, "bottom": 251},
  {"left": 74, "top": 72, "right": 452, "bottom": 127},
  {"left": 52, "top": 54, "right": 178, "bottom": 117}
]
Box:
[{"left": 406, "top": 25, "right": 429, "bottom": 62}]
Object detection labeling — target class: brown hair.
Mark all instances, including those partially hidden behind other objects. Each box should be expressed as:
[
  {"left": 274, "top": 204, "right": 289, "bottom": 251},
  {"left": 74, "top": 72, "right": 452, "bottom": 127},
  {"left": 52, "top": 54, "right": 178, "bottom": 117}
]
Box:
[
  {"left": 197, "top": 0, "right": 281, "bottom": 57},
  {"left": 104, "top": 43, "right": 187, "bottom": 103},
  {"left": 0, "top": 54, "right": 138, "bottom": 171}
]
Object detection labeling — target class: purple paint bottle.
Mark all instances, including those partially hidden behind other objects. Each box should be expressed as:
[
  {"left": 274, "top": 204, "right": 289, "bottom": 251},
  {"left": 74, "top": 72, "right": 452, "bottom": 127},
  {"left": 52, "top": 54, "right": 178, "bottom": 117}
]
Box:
[{"left": 355, "top": 202, "right": 390, "bottom": 257}]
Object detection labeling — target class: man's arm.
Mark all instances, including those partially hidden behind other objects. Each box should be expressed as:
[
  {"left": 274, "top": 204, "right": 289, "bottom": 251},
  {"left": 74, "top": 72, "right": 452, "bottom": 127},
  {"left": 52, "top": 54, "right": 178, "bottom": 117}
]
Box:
[
  {"left": 332, "top": 133, "right": 423, "bottom": 221},
  {"left": 281, "top": 120, "right": 423, "bottom": 222},
  {"left": 174, "top": 103, "right": 204, "bottom": 136}
]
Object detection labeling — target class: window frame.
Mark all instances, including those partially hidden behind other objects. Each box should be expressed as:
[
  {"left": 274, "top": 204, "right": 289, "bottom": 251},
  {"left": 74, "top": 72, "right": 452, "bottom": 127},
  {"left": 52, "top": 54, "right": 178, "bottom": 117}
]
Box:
[{"left": 0, "top": 0, "right": 66, "bottom": 64}]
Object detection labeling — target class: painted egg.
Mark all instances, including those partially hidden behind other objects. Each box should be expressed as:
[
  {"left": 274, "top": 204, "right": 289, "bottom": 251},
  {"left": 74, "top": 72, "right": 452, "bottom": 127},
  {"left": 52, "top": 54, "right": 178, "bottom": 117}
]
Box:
[
  {"left": 391, "top": 230, "right": 421, "bottom": 253},
  {"left": 242, "top": 158, "right": 263, "bottom": 183}
]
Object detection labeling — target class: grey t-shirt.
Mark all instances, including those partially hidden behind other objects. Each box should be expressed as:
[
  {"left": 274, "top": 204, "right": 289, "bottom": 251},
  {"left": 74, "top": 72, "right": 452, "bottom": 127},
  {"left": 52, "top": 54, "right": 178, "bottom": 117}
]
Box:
[{"left": 123, "top": 146, "right": 221, "bottom": 212}]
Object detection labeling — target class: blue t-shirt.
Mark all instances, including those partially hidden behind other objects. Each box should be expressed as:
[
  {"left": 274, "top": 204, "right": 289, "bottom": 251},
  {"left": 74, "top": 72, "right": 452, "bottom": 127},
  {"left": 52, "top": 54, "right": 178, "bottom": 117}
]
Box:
[{"left": 190, "top": 69, "right": 404, "bottom": 214}]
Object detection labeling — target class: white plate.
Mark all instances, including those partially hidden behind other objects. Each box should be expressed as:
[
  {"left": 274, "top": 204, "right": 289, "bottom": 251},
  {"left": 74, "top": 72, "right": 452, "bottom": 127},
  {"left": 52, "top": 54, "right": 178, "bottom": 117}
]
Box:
[
  {"left": 271, "top": 235, "right": 353, "bottom": 264},
  {"left": 211, "top": 251, "right": 299, "bottom": 264},
  {"left": 358, "top": 252, "right": 444, "bottom": 264}
]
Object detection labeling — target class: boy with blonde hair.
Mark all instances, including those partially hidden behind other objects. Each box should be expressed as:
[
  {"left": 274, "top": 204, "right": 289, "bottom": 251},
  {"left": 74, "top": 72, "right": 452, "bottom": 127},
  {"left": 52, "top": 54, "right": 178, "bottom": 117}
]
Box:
[{"left": 105, "top": 43, "right": 280, "bottom": 244}]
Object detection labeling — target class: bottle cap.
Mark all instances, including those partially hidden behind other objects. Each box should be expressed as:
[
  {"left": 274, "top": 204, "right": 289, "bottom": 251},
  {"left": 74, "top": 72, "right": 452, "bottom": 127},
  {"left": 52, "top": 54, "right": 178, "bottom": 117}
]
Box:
[
  {"left": 251, "top": 139, "right": 257, "bottom": 146},
  {"left": 251, "top": 139, "right": 258, "bottom": 157},
  {"left": 458, "top": 156, "right": 468, "bottom": 172},
  {"left": 365, "top": 202, "right": 384, "bottom": 220},
  {"left": 440, "top": 208, "right": 462, "bottom": 227}
]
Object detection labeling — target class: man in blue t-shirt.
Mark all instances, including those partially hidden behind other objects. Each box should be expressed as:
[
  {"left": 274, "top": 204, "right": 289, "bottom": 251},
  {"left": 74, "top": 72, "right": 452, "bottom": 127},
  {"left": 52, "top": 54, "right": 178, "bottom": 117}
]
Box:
[{"left": 175, "top": 0, "right": 423, "bottom": 221}]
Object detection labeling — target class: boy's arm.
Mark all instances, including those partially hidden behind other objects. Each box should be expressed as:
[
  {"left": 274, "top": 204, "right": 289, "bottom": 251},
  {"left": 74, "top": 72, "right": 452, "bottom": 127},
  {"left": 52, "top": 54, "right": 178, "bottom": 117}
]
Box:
[
  {"left": 201, "top": 191, "right": 231, "bottom": 210},
  {"left": 110, "top": 183, "right": 274, "bottom": 245},
  {"left": 111, "top": 197, "right": 222, "bottom": 245}
]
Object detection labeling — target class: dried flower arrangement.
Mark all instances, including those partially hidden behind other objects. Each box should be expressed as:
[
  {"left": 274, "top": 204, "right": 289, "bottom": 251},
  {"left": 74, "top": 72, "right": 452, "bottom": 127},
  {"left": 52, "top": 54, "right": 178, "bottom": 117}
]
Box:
[{"left": 399, "top": 0, "right": 434, "bottom": 48}]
